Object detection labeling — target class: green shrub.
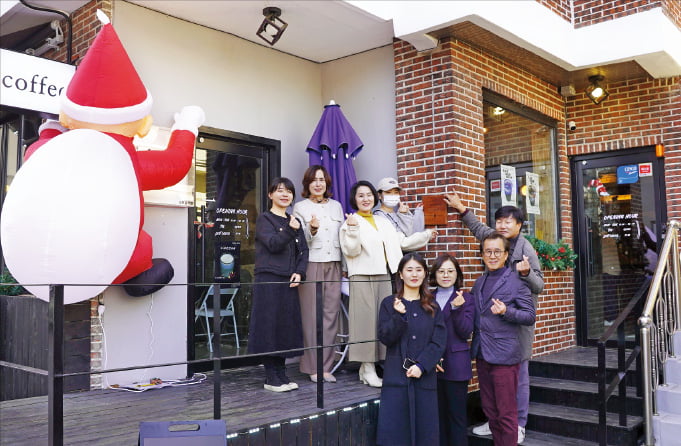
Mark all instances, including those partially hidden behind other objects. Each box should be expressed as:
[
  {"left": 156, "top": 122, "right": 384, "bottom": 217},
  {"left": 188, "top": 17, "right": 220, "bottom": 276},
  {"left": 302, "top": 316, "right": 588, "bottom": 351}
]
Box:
[{"left": 0, "top": 269, "right": 27, "bottom": 296}]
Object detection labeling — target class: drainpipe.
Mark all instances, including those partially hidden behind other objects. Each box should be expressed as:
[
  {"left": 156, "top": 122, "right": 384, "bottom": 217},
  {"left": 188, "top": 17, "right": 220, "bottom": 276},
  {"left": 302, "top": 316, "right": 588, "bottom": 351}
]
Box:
[{"left": 19, "top": 0, "right": 73, "bottom": 64}]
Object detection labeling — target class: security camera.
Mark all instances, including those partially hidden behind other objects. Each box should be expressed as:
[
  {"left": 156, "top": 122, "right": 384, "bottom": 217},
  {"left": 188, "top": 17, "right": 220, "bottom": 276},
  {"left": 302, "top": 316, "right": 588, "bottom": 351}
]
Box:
[{"left": 568, "top": 121, "right": 577, "bottom": 131}]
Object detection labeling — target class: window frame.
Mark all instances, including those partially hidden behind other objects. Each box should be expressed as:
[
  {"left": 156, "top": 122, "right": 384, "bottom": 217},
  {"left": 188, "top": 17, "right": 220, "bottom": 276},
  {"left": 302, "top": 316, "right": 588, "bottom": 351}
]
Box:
[{"left": 482, "top": 90, "right": 561, "bottom": 241}]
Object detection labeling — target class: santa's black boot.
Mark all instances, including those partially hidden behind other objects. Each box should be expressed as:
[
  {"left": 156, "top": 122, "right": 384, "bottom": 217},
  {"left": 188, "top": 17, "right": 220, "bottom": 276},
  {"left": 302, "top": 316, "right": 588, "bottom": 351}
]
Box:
[{"left": 122, "top": 258, "right": 174, "bottom": 297}]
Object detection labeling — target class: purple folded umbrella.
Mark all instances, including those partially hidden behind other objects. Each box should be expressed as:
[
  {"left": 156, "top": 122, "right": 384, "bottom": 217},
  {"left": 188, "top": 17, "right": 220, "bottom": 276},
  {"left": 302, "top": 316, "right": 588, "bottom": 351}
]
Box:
[{"left": 306, "top": 104, "right": 364, "bottom": 214}]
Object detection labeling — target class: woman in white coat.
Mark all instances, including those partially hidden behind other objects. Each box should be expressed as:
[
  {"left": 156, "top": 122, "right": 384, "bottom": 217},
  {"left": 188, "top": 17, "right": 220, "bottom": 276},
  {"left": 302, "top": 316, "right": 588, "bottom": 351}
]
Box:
[{"left": 340, "top": 180, "right": 436, "bottom": 387}]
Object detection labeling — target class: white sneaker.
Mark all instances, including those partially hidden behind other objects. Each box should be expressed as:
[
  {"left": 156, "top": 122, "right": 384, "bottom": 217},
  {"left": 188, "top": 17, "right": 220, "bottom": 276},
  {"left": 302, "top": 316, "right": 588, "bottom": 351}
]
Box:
[
  {"left": 518, "top": 426, "right": 526, "bottom": 444},
  {"left": 472, "top": 421, "right": 491, "bottom": 436},
  {"left": 264, "top": 383, "right": 289, "bottom": 392}
]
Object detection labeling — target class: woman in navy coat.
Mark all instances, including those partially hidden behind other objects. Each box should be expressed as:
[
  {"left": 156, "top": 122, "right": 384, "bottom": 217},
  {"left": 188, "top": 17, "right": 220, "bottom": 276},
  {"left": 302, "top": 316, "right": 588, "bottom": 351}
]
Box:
[
  {"left": 376, "top": 253, "right": 447, "bottom": 446},
  {"left": 248, "top": 177, "right": 308, "bottom": 392},
  {"left": 430, "top": 254, "right": 474, "bottom": 446}
]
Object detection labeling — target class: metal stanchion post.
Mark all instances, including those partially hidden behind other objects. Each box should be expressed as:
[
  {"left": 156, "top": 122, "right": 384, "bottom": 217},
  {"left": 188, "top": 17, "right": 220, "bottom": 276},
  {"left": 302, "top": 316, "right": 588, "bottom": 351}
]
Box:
[
  {"left": 316, "top": 281, "right": 324, "bottom": 409},
  {"left": 213, "top": 283, "right": 222, "bottom": 420},
  {"left": 48, "top": 284, "right": 64, "bottom": 446}
]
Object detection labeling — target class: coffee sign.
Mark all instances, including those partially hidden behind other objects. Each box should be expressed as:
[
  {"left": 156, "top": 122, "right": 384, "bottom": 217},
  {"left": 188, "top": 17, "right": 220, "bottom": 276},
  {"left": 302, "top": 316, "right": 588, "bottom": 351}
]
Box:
[{"left": 0, "top": 49, "right": 74, "bottom": 115}]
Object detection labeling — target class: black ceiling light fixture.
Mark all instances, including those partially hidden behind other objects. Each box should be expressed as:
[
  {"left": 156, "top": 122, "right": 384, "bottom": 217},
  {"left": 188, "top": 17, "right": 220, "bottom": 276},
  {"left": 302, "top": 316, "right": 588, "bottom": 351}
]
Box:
[
  {"left": 256, "top": 6, "right": 288, "bottom": 46},
  {"left": 585, "top": 75, "right": 610, "bottom": 105}
]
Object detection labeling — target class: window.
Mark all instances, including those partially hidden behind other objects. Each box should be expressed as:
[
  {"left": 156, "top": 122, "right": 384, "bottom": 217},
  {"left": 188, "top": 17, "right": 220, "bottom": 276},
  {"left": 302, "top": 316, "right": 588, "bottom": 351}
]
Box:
[{"left": 483, "top": 91, "right": 559, "bottom": 242}]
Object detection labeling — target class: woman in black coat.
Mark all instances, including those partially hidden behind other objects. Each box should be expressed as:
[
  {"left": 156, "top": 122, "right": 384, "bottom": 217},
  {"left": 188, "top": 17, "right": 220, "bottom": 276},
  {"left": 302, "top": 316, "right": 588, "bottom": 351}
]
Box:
[
  {"left": 248, "top": 177, "right": 308, "bottom": 392},
  {"left": 376, "top": 253, "right": 447, "bottom": 446},
  {"left": 431, "top": 254, "right": 474, "bottom": 446}
]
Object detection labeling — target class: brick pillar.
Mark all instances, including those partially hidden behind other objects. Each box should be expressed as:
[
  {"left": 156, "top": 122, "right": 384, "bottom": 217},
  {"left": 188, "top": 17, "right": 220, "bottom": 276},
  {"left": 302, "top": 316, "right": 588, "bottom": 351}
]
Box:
[
  {"left": 393, "top": 36, "right": 577, "bottom": 356},
  {"left": 394, "top": 38, "right": 487, "bottom": 283}
]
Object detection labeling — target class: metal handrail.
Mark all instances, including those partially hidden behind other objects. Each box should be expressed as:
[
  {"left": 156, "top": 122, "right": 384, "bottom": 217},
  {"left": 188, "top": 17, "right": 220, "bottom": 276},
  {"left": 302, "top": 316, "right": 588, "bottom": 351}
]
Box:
[
  {"left": 596, "top": 276, "right": 648, "bottom": 446},
  {"left": 639, "top": 220, "right": 681, "bottom": 445},
  {"left": 0, "top": 279, "right": 386, "bottom": 446}
]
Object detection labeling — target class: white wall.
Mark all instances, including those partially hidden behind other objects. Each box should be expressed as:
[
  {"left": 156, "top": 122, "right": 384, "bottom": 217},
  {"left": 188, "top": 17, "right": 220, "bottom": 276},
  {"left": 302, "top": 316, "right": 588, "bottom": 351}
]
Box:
[
  {"left": 114, "top": 1, "right": 321, "bottom": 186},
  {"left": 321, "top": 46, "right": 397, "bottom": 186},
  {"left": 100, "top": 2, "right": 397, "bottom": 381},
  {"left": 101, "top": 206, "right": 188, "bottom": 385}
]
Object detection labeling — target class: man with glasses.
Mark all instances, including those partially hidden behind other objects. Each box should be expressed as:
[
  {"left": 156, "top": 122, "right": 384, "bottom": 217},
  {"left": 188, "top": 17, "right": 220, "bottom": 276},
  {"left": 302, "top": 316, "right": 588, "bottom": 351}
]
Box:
[
  {"left": 444, "top": 189, "right": 544, "bottom": 444},
  {"left": 471, "top": 232, "right": 535, "bottom": 446}
]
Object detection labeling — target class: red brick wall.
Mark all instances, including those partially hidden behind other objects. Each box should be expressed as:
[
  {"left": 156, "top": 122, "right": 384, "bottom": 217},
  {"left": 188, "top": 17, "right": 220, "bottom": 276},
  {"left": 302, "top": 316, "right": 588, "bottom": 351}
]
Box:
[
  {"left": 662, "top": 0, "right": 681, "bottom": 26},
  {"left": 566, "top": 76, "right": 681, "bottom": 221},
  {"left": 394, "top": 36, "right": 576, "bottom": 359},
  {"left": 535, "top": 0, "right": 572, "bottom": 22},
  {"left": 573, "top": 0, "right": 662, "bottom": 28}
]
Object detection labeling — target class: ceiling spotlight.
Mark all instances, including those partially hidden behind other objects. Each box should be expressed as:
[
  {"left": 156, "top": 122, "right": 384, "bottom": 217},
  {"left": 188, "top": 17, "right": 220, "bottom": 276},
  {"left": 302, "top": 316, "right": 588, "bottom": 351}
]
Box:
[
  {"left": 256, "top": 6, "right": 288, "bottom": 46},
  {"left": 585, "top": 75, "right": 609, "bottom": 105}
]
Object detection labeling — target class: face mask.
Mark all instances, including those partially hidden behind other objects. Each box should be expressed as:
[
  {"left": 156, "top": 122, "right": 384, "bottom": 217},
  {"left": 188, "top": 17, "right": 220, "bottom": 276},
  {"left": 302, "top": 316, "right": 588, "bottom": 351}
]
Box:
[{"left": 382, "top": 194, "right": 400, "bottom": 207}]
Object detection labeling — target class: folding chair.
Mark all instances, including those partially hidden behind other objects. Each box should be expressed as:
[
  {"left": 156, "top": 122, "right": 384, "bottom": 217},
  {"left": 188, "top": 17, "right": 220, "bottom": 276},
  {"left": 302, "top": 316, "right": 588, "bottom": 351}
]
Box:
[{"left": 194, "top": 285, "right": 240, "bottom": 352}]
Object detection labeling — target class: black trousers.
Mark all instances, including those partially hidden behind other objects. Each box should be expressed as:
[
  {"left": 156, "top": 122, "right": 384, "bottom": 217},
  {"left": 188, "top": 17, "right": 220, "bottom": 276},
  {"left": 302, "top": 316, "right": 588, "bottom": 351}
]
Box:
[{"left": 437, "top": 379, "right": 469, "bottom": 446}]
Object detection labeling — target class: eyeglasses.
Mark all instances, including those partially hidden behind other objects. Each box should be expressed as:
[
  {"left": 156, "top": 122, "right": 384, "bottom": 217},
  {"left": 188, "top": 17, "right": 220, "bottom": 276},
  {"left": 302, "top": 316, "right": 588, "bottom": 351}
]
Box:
[
  {"left": 436, "top": 269, "right": 456, "bottom": 276},
  {"left": 483, "top": 249, "right": 505, "bottom": 258}
]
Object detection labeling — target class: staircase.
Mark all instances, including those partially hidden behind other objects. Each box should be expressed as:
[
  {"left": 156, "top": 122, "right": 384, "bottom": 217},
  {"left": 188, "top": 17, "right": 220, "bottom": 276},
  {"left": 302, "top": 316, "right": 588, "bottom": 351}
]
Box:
[
  {"left": 652, "top": 330, "right": 681, "bottom": 445},
  {"left": 469, "top": 346, "right": 644, "bottom": 445}
]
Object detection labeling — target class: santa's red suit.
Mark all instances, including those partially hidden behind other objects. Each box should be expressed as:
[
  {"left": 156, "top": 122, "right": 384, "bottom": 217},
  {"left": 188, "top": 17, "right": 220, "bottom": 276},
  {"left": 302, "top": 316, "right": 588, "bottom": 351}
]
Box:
[
  {"left": 25, "top": 126, "right": 199, "bottom": 289},
  {"left": 1, "top": 10, "right": 205, "bottom": 302}
]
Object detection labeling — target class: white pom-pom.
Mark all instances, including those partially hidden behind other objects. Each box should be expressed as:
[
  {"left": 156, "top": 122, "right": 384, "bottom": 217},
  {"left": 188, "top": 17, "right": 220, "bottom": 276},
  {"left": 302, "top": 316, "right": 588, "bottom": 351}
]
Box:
[{"left": 96, "top": 9, "right": 110, "bottom": 25}]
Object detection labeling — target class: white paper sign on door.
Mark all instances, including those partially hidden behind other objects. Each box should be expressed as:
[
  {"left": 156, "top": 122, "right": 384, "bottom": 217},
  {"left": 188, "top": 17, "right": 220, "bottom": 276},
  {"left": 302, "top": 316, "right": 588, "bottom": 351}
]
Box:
[
  {"left": 500, "top": 164, "right": 517, "bottom": 207},
  {"left": 526, "top": 172, "right": 540, "bottom": 215}
]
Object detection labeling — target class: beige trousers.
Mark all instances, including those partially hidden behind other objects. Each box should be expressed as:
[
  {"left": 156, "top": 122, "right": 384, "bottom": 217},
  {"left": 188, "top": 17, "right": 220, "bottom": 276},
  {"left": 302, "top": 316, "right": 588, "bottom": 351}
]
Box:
[
  {"left": 348, "top": 274, "right": 392, "bottom": 363},
  {"left": 298, "top": 261, "right": 342, "bottom": 375}
]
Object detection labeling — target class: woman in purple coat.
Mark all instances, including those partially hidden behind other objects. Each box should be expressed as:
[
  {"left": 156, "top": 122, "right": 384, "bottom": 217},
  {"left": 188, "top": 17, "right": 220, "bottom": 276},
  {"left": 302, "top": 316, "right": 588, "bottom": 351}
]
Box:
[{"left": 431, "top": 254, "right": 474, "bottom": 446}]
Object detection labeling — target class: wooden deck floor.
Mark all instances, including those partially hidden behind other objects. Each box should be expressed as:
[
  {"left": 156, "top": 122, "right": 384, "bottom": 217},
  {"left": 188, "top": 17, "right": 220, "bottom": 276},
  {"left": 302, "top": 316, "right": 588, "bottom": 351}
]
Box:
[{"left": 0, "top": 363, "right": 380, "bottom": 445}]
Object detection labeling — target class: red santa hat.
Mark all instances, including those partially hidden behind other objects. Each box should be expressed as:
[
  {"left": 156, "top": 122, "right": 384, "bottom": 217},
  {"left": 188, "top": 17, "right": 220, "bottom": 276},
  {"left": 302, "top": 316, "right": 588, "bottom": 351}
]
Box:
[{"left": 60, "top": 10, "right": 152, "bottom": 125}]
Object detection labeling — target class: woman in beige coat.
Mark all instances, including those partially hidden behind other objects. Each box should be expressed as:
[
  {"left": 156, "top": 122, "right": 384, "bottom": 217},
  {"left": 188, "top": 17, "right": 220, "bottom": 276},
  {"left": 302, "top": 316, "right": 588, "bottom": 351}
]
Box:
[
  {"left": 340, "top": 180, "right": 436, "bottom": 387},
  {"left": 293, "top": 165, "right": 344, "bottom": 383}
]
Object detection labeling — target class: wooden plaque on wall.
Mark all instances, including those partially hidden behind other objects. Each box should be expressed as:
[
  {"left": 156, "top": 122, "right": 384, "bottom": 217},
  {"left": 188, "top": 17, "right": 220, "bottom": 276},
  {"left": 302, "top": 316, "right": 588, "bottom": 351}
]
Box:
[{"left": 422, "top": 195, "right": 448, "bottom": 226}]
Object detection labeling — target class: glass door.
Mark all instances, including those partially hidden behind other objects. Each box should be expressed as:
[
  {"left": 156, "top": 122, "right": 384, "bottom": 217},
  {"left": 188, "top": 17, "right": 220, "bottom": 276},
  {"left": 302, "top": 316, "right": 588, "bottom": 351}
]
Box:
[
  {"left": 188, "top": 130, "right": 279, "bottom": 367},
  {"left": 571, "top": 147, "right": 666, "bottom": 344}
]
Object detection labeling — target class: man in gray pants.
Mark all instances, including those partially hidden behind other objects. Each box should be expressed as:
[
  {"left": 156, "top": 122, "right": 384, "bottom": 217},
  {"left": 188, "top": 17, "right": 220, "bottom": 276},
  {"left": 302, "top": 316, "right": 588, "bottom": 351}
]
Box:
[{"left": 445, "top": 189, "right": 544, "bottom": 444}]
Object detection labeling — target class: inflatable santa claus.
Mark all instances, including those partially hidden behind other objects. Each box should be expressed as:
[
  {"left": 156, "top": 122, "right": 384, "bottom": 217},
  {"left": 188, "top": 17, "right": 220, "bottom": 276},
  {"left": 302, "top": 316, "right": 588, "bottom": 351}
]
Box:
[{"left": 0, "top": 10, "right": 205, "bottom": 303}]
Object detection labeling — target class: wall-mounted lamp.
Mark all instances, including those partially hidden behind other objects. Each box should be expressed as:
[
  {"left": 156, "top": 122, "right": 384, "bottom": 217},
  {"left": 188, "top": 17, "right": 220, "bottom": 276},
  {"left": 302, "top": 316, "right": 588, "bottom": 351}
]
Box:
[
  {"left": 585, "top": 75, "right": 609, "bottom": 105},
  {"left": 256, "top": 6, "right": 288, "bottom": 46},
  {"left": 656, "top": 143, "right": 665, "bottom": 158}
]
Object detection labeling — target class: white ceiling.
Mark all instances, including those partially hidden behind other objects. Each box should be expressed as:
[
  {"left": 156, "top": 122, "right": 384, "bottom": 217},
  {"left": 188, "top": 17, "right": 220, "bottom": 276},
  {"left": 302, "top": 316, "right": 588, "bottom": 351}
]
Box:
[
  {"left": 128, "top": 1, "right": 394, "bottom": 63},
  {"left": 3, "top": 0, "right": 680, "bottom": 76}
]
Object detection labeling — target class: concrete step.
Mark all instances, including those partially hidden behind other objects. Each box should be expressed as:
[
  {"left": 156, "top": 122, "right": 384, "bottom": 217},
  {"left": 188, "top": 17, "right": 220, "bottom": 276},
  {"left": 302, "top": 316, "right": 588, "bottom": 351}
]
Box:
[
  {"left": 526, "top": 401, "right": 643, "bottom": 446},
  {"left": 468, "top": 428, "right": 599, "bottom": 446},
  {"left": 664, "top": 356, "right": 681, "bottom": 385},
  {"left": 657, "top": 382, "right": 681, "bottom": 415},
  {"left": 653, "top": 412, "right": 681, "bottom": 446}
]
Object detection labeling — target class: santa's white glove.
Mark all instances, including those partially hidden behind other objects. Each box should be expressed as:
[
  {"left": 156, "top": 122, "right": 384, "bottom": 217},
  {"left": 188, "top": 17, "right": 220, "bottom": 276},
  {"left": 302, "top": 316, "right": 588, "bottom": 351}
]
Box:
[
  {"left": 38, "top": 120, "right": 68, "bottom": 134},
  {"left": 171, "top": 105, "right": 206, "bottom": 136}
]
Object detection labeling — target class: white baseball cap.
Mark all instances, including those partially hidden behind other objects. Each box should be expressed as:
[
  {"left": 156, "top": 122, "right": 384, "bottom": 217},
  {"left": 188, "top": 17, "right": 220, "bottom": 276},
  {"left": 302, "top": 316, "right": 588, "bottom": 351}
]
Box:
[{"left": 377, "top": 177, "right": 401, "bottom": 192}]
